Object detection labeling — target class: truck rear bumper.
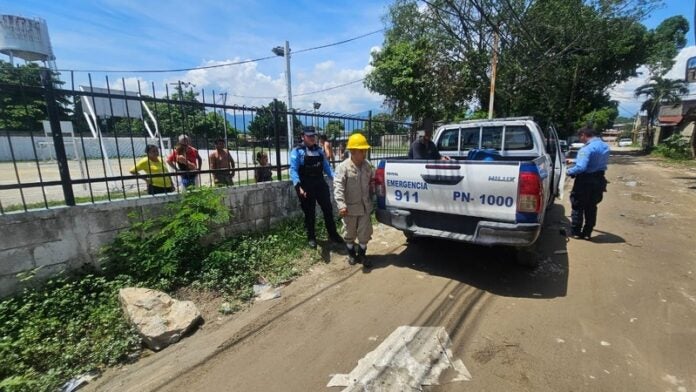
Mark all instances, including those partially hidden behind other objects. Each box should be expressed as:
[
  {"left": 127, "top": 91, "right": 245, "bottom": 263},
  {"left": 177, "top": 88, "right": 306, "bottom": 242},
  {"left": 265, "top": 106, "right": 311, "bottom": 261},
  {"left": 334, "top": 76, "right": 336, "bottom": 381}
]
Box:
[{"left": 376, "top": 208, "right": 541, "bottom": 247}]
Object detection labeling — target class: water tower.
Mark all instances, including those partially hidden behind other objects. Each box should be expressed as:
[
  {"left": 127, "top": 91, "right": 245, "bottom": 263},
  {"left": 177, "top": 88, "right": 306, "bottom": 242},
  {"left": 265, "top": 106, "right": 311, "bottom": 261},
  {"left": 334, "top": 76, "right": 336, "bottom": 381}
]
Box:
[{"left": 0, "top": 14, "right": 56, "bottom": 71}]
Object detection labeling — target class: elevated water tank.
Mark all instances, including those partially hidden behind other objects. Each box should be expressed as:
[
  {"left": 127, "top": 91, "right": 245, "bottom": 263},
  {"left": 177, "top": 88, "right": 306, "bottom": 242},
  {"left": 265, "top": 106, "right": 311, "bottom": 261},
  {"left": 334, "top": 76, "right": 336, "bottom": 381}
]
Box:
[{"left": 0, "top": 14, "right": 55, "bottom": 62}]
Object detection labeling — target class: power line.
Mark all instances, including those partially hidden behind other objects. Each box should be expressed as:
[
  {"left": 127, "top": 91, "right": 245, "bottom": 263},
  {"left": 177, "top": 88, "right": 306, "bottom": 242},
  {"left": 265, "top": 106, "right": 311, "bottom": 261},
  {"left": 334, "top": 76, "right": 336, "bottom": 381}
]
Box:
[
  {"left": 228, "top": 78, "right": 366, "bottom": 100},
  {"left": 56, "top": 29, "right": 385, "bottom": 74},
  {"left": 293, "top": 29, "right": 384, "bottom": 55},
  {"left": 293, "top": 78, "right": 365, "bottom": 97}
]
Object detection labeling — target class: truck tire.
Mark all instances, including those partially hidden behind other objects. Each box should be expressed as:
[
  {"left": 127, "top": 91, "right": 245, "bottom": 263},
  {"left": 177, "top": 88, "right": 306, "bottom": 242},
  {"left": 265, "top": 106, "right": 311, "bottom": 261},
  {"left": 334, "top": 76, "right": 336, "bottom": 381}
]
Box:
[{"left": 515, "top": 246, "right": 539, "bottom": 269}]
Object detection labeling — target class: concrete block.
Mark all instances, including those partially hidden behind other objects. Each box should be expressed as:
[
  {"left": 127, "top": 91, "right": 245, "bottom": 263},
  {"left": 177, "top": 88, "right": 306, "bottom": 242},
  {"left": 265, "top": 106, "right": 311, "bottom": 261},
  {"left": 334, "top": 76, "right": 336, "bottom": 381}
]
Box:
[
  {"left": 0, "top": 217, "right": 61, "bottom": 250},
  {"left": 33, "top": 240, "right": 80, "bottom": 267},
  {"left": 86, "top": 208, "right": 131, "bottom": 234},
  {"left": 0, "top": 248, "right": 35, "bottom": 275},
  {"left": 0, "top": 275, "right": 19, "bottom": 298},
  {"left": 87, "top": 230, "right": 120, "bottom": 260},
  {"left": 255, "top": 218, "right": 270, "bottom": 231}
]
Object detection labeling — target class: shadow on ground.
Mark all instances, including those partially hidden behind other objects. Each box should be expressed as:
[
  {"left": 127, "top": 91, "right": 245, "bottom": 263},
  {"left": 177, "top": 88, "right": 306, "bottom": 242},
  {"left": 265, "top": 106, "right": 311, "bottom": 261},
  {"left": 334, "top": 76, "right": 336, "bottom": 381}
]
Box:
[{"left": 367, "top": 204, "right": 571, "bottom": 299}]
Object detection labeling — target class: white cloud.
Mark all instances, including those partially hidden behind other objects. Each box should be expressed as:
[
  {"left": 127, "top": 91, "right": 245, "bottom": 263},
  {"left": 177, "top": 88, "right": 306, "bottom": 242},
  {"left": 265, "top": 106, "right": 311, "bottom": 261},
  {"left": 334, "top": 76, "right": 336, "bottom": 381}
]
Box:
[
  {"left": 609, "top": 46, "right": 696, "bottom": 116},
  {"left": 177, "top": 57, "right": 384, "bottom": 114},
  {"left": 315, "top": 61, "right": 335, "bottom": 71}
]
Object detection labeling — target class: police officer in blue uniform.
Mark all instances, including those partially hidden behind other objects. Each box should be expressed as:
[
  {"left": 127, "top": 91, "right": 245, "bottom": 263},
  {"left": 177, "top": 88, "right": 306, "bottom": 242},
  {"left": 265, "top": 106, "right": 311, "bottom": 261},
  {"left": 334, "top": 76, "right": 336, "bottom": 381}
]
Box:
[
  {"left": 290, "top": 126, "right": 343, "bottom": 248},
  {"left": 566, "top": 127, "right": 610, "bottom": 240}
]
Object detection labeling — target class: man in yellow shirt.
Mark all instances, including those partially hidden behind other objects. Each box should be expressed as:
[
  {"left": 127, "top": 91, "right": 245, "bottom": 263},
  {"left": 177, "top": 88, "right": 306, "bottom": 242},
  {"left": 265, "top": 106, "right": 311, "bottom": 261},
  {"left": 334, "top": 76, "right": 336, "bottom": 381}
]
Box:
[{"left": 130, "top": 144, "right": 174, "bottom": 195}]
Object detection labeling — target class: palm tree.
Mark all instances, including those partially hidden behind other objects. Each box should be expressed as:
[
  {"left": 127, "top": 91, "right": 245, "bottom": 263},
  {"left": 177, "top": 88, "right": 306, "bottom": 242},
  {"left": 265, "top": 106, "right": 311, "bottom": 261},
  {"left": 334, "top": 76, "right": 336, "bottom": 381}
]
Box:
[{"left": 634, "top": 76, "right": 689, "bottom": 148}]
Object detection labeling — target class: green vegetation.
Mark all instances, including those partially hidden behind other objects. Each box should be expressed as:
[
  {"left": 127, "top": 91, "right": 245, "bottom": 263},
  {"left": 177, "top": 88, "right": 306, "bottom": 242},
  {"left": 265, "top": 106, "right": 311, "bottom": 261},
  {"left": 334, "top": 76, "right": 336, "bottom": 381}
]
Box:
[
  {"left": 365, "top": 1, "right": 689, "bottom": 136},
  {"left": 1, "top": 187, "right": 328, "bottom": 391},
  {"left": 652, "top": 134, "right": 692, "bottom": 160},
  {"left": 0, "top": 274, "right": 139, "bottom": 392},
  {"left": 247, "top": 99, "right": 303, "bottom": 141}
]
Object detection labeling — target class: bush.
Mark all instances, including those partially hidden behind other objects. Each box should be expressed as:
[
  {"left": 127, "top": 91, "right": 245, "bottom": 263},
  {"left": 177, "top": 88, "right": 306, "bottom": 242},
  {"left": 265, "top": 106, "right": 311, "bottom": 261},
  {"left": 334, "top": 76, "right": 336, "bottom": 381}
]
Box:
[
  {"left": 654, "top": 134, "right": 691, "bottom": 160},
  {"left": 0, "top": 274, "right": 140, "bottom": 392},
  {"left": 101, "top": 187, "right": 230, "bottom": 289},
  {"left": 2, "top": 186, "right": 331, "bottom": 391}
]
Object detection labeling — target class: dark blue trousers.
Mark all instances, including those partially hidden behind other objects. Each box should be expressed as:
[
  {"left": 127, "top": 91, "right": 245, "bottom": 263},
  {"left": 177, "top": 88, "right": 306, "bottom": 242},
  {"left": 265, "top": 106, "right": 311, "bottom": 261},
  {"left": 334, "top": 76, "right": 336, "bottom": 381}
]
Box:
[{"left": 570, "top": 174, "right": 606, "bottom": 236}]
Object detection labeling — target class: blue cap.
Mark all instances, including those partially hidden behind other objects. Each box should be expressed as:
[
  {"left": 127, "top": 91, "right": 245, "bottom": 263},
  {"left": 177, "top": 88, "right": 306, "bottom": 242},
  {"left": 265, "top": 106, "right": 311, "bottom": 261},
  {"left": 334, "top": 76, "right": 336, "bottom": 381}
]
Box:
[{"left": 302, "top": 126, "right": 317, "bottom": 136}]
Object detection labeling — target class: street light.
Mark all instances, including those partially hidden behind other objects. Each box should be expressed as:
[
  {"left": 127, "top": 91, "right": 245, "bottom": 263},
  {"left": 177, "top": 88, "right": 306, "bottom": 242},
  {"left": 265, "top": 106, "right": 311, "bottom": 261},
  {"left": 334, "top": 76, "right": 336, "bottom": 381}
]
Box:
[
  {"left": 313, "top": 101, "right": 321, "bottom": 128},
  {"left": 272, "top": 41, "right": 293, "bottom": 151}
]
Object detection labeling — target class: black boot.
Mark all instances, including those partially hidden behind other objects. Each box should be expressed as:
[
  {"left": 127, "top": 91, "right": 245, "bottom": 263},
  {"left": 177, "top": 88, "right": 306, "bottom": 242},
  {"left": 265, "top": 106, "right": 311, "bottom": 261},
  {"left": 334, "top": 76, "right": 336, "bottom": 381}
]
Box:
[
  {"left": 347, "top": 246, "right": 357, "bottom": 265},
  {"left": 329, "top": 233, "right": 344, "bottom": 244},
  {"left": 358, "top": 247, "right": 370, "bottom": 268}
]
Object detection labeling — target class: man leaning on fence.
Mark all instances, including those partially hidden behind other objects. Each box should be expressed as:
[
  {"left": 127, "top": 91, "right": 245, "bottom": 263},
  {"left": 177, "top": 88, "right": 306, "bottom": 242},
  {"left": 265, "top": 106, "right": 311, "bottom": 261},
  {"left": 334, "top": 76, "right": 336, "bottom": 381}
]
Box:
[
  {"left": 209, "top": 138, "right": 235, "bottom": 186},
  {"left": 167, "top": 134, "right": 201, "bottom": 189}
]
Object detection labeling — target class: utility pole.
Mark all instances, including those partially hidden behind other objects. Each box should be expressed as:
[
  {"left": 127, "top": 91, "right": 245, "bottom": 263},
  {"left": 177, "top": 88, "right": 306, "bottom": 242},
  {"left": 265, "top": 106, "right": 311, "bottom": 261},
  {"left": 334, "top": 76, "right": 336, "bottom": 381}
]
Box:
[
  {"left": 488, "top": 30, "right": 499, "bottom": 120},
  {"left": 220, "top": 92, "right": 228, "bottom": 147},
  {"left": 272, "top": 41, "right": 294, "bottom": 151}
]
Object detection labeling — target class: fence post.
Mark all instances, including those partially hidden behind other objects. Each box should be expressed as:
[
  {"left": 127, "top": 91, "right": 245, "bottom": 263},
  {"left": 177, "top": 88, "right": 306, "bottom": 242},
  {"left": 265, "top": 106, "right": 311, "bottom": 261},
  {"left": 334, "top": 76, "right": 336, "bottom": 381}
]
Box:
[
  {"left": 41, "top": 70, "right": 75, "bottom": 206},
  {"left": 367, "top": 110, "right": 372, "bottom": 161},
  {"left": 272, "top": 100, "right": 283, "bottom": 181}
]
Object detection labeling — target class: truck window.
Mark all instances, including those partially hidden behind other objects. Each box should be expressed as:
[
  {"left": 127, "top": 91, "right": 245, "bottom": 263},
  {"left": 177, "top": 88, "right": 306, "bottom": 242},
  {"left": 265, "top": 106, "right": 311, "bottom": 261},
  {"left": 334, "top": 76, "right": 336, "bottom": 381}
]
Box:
[
  {"left": 459, "top": 127, "right": 480, "bottom": 150},
  {"left": 481, "top": 127, "right": 503, "bottom": 150},
  {"left": 437, "top": 128, "right": 459, "bottom": 151},
  {"left": 503, "top": 126, "right": 534, "bottom": 150}
]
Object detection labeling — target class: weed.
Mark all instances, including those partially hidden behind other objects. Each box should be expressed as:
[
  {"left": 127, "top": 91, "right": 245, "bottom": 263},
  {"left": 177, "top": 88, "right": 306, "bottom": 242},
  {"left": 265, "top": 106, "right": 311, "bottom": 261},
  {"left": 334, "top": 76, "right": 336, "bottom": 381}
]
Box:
[
  {"left": 653, "top": 134, "right": 692, "bottom": 160},
  {"left": 1, "top": 186, "right": 336, "bottom": 391},
  {"left": 0, "top": 274, "right": 140, "bottom": 392}
]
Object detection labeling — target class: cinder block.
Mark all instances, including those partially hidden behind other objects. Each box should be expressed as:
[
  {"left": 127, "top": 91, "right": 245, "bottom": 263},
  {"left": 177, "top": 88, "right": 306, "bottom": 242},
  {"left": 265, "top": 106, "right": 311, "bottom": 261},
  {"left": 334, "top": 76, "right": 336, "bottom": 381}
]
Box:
[
  {"left": 86, "top": 208, "right": 131, "bottom": 234},
  {"left": 0, "top": 218, "right": 60, "bottom": 250},
  {"left": 33, "top": 240, "right": 80, "bottom": 267},
  {"left": 0, "top": 275, "right": 19, "bottom": 299},
  {"left": 0, "top": 248, "right": 34, "bottom": 275},
  {"left": 255, "top": 218, "right": 270, "bottom": 231}
]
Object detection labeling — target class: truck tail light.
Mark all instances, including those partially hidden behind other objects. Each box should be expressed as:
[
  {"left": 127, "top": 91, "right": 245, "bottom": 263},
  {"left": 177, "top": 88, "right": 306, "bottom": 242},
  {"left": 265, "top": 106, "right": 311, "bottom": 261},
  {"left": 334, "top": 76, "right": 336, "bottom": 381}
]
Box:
[
  {"left": 374, "top": 166, "right": 386, "bottom": 197},
  {"left": 517, "top": 171, "right": 542, "bottom": 213}
]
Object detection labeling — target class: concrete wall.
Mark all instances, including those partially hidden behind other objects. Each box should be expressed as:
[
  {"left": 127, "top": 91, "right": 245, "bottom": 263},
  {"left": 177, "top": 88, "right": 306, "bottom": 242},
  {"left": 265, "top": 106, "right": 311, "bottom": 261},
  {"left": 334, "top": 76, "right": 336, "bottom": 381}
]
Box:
[{"left": 0, "top": 180, "right": 302, "bottom": 298}]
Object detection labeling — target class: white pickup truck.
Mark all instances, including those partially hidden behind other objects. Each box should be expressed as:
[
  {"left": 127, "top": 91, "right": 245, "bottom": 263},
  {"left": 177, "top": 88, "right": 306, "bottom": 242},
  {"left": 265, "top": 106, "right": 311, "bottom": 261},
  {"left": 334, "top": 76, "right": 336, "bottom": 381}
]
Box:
[{"left": 374, "top": 117, "right": 565, "bottom": 266}]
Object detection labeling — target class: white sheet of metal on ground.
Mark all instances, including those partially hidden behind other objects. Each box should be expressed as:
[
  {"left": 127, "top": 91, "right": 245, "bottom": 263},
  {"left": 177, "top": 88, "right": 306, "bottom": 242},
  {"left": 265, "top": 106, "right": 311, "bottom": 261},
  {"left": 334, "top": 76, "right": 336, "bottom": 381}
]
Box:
[{"left": 327, "top": 326, "right": 471, "bottom": 391}]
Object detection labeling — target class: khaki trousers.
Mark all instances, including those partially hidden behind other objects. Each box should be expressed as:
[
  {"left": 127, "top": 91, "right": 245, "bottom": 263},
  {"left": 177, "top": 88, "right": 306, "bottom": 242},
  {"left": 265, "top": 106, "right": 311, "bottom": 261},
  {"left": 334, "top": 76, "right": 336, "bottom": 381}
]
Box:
[{"left": 342, "top": 214, "right": 373, "bottom": 245}]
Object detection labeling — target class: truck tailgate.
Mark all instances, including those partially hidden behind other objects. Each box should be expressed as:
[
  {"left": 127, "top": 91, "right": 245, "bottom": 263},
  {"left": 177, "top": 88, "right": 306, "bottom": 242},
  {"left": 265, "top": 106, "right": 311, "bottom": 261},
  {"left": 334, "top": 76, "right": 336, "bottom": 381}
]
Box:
[{"left": 384, "top": 160, "right": 521, "bottom": 222}]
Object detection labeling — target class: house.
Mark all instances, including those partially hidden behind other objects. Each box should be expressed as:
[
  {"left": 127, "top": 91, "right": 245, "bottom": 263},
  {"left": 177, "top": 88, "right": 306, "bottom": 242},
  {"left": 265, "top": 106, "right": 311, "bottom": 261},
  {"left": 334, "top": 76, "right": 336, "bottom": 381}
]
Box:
[{"left": 656, "top": 99, "right": 696, "bottom": 147}]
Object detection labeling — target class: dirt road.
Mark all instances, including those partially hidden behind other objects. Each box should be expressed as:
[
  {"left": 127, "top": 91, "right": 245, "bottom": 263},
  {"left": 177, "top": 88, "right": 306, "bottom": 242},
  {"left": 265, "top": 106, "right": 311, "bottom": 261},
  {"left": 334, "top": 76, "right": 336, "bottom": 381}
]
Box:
[{"left": 88, "top": 151, "right": 696, "bottom": 392}]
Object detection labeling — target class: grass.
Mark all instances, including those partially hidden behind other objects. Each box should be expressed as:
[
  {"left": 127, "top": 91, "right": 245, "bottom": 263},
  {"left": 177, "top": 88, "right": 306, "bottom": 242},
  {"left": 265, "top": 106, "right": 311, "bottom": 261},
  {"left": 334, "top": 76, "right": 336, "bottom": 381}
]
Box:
[{"left": 0, "top": 187, "right": 332, "bottom": 391}]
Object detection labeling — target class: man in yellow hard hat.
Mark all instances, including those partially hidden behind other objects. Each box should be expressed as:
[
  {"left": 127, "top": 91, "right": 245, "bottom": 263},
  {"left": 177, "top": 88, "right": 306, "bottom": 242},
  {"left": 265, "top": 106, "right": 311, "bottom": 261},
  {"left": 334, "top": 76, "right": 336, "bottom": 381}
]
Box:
[{"left": 333, "top": 132, "right": 375, "bottom": 268}]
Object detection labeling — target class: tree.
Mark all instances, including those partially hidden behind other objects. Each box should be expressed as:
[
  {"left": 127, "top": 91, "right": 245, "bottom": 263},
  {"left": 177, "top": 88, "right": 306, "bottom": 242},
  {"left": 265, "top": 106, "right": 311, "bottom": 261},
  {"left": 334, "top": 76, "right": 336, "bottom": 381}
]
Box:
[
  {"left": 324, "top": 120, "right": 345, "bottom": 139},
  {"left": 247, "top": 99, "right": 303, "bottom": 143},
  {"left": 0, "top": 60, "right": 70, "bottom": 133},
  {"left": 645, "top": 16, "right": 689, "bottom": 76},
  {"left": 366, "top": 0, "right": 682, "bottom": 136},
  {"left": 634, "top": 76, "right": 688, "bottom": 148},
  {"left": 574, "top": 106, "right": 619, "bottom": 132}
]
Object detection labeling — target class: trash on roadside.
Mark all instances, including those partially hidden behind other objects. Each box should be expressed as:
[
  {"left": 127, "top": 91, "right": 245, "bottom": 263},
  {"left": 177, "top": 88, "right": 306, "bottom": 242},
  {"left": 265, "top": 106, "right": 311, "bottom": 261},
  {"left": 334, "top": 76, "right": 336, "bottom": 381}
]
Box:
[
  {"left": 60, "top": 371, "right": 99, "bottom": 392},
  {"left": 253, "top": 284, "right": 281, "bottom": 301}
]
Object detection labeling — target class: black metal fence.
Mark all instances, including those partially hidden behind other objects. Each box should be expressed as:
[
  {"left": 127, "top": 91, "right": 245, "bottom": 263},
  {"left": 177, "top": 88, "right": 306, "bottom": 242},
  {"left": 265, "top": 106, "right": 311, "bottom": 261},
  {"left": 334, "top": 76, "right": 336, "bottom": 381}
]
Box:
[{"left": 0, "top": 70, "right": 413, "bottom": 214}]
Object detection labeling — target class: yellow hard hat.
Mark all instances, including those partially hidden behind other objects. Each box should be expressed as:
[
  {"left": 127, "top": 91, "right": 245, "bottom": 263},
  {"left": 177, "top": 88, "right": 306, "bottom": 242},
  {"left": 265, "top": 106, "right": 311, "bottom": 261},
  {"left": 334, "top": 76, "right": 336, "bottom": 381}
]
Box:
[{"left": 347, "top": 133, "right": 370, "bottom": 149}]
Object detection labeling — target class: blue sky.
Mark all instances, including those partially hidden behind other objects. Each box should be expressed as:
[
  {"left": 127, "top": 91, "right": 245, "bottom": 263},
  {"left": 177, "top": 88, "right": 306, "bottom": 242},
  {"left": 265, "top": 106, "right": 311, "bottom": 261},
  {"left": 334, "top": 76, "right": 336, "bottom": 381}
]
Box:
[{"left": 0, "top": 0, "right": 693, "bottom": 117}]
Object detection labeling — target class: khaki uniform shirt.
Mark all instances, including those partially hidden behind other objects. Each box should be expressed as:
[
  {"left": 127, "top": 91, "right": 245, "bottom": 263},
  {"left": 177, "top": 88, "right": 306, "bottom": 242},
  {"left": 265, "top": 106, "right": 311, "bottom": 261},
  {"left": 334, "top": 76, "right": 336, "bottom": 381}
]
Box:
[{"left": 334, "top": 158, "right": 374, "bottom": 216}]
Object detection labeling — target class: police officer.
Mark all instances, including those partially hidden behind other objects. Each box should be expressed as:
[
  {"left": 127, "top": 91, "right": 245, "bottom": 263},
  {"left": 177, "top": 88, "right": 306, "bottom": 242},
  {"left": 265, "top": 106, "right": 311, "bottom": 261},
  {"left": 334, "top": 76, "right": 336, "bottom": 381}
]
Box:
[
  {"left": 290, "top": 126, "right": 343, "bottom": 248},
  {"left": 566, "top": 127, "right": 610, "bottom": 240}
]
